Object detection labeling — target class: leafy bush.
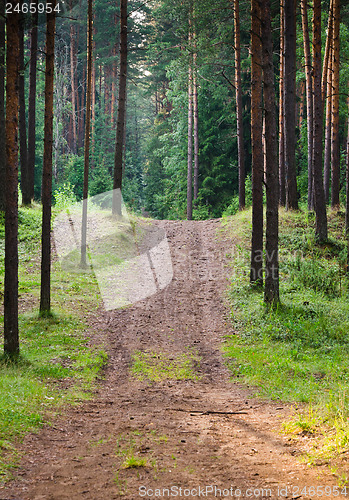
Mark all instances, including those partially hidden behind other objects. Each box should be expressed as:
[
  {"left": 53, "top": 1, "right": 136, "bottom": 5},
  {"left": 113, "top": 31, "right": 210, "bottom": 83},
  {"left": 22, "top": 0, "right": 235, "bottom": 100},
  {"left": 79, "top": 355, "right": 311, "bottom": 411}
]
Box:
[{"left": 53, "top": 183, "right": 77, "bottom": 211}]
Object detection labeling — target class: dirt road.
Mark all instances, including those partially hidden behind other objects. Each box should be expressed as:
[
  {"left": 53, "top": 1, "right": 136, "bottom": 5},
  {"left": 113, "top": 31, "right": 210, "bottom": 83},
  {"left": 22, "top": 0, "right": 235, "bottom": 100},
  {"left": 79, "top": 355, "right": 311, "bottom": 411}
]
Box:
[{"left": 1, "top": 220, "right": 341, "bottom": 499}]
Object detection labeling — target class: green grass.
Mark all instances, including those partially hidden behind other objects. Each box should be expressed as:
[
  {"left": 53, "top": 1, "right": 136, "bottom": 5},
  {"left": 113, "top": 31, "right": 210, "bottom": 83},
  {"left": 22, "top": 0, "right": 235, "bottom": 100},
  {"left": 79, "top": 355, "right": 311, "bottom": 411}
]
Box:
[
  {"left": 130, "top": 349, "right": 200, "bottom": 382},
  {"left": 223, "top": 207, "right": 349, "bottom": 471},
  {"left": 0, "top": 205, "right": 107, "bottom": 481}
]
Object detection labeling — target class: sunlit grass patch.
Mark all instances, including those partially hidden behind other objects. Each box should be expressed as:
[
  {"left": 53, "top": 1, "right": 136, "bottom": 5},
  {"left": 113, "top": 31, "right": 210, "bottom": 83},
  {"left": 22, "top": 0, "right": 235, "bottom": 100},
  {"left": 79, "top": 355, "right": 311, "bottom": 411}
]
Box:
[{"left": 130, "top": 349, "right": 200, "bottom": 382}]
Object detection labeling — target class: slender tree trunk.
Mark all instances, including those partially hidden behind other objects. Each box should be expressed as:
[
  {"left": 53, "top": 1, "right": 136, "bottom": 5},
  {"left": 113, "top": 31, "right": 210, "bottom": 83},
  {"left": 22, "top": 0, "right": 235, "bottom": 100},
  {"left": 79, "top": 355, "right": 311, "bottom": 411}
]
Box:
[
  {"left": 324, "top": 42, "right": 333, "bottom": 204},
  {"left": 28, "top": 3, "right": 38, "bottom": 202},
  {"left": 330, "top": 0, "right": 340, "bottom": 209},
  {"left": 91, "top": 35, "right": 96, "bottom": 163},
  {"left": 345, "top": 91, "right": 349, "bottom": 275},
  {"left": 278, "top": 0, "right": 285, "bottom": 206},
  {"left": 312, "top": 0, "right": 328, "bottom": 243},
  {"left": 70, "top": 24, "right": 77, "bottom": 153},
  {"left": 4, "top": 4, "right": 20, "bottom": 356},
  {"left": 260, "top": 0, "right": 279, "bottom": 305},
  {"left": 40, "top": 3, "right": 56, "bottom": 314},
  {"left": 187, "top": 46, "right": 193, "bottom": 220},
  {"left": 284, "top": 0, "right": 298, "bottom": 210},
  {"left": 193, "top": 50, "right": 199, "bottom": 202},
  {"left": 78, "top": 64, "right": 86, "bottom": 151},
  {"left": 81, "top": 0, "right": 93, "bottom": 268},
  {"left": 112, "top": 0, "right": 127, "bottom": 215},
  {"left": 19, "top": 13, "right": 29, "bottom": 205},
  {"left": 298, "top": 80, "right": 305, "bottom": 131},
  {"left": 250, "top": 0, "right": 263, "bottom": 286},
  {"left": 0, "top": 0, "right": 5, "bottom": 212},
  {"left": 234, "top": 0, "right": 245, "bottom": 210},
  {"left": 322, "top": 0, "right": 333, "bottom": 109},
  {"left": 300, "top": 0, "right": 314, "bottom": 211}
]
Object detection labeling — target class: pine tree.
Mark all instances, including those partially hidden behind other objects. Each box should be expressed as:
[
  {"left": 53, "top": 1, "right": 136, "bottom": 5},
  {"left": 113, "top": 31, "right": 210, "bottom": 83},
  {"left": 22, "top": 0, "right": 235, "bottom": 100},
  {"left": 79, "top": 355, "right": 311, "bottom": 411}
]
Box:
[
  {"left": 0, "top": 0, "right": 5, "bottom": 212},
  {"left": 330, "top": 0, "right": 340, "bottom": 209},
  {"left": 312, "top": 0, "right": 328, "bottom": 243},
  {"left": 300, "top": 0, "right": 314, "bottom": 211},
  {"left": 28, "top": 2, "right": 38, "bottom": 203},
  {"left": 260, "top": 0, "right": 279, "bottom": 304},
  {"left": 234, "top": 0, "right": 245, "bottom": 211},
  {"left": 284, "top": 0, "right": 298, "bottom": 210},
  {"left": 250, "top": 0, "right": 263, "bottom": 286},
  {"left": 81, "top": 0, "right": 93, "bottom": 267},
  {"left": 113, "top": 0, "right": 128, "bottom": 216},
  {"left": 40, "top": 2, "right": 57, "bottom": 314},
  {"left": 4, "top": 3, "right": 20, "bottom": 355}
]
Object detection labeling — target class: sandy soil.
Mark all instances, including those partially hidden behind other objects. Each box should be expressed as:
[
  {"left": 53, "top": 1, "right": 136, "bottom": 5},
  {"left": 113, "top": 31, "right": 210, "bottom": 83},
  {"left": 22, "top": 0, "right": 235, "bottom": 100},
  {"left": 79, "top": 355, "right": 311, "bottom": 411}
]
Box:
[{"left": 0, "top": 220, "right": 344, "bottom": 499}]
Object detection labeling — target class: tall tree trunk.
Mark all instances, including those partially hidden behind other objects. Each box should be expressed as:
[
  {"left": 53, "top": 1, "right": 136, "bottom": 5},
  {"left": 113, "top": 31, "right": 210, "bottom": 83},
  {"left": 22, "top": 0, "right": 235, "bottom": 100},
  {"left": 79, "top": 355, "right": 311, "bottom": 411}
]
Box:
[
  {"left": 4, "top": 4, "right": 20, "bottom": 356},
  {"left": 298, "top": 80, "right": 305, "bottom": 131},
  {"left": 112, "top": 0, "right": 127, "bottom": 216},
  {"left": 330, "top": 0, "right": 340, "bottom": 209},
  {"left": 19, "top": 13, "right": 29, "bottom": 205},
  {"left": 345, "top": 89, "right": 349, "bottom": 270},
  {"left": 250, "top": 0, "right": 263, "bottom": 286},
  {"left": 322, "top": 0, "right": 333, "bottom": 109},
  {"left": 91, "top": 35, "right": 96, "bottom": 163},
  {"left": 284, "top": 0, "right": 298, "bottom": 210},
  {"left": 193, "top": 50, "right": 199, "bottom": 202},
  {"left": 312, "top": 0, "right": 328, "bottom": 243},
  {"left": 300, "top": 0, "right": 314, "bottom": 211},
  {"left": 70, "top": 23, "right": 77, "bottom": 153},
  {"left": 261, "top": 0, "right": 279, "bottom": 305},
  {"left": 81, "top": 0, "right": 93, "bottom": 268},
  {"left": 27, "top": 3, "right": 38, "bottom": 202},
  {"left": 187, "top": 42, "right": 193, "bottom": 220},
  {"left": 234, "top": 0, "right": 245, "bottom": 210},
  {"left": 278, "top": 0, "right": 285, "bottom": 206},
  {"left": 78, "top": 63, "right": 86, "bottom": 151},
  {"left": 0, "top": 0, "right": 5, "bottom": 212},
  {"left": 324, "top": 42, "right": 333, "bottom": 204},
  {"left": 40, "top": 3, "right": 56, "bottom": 314}
]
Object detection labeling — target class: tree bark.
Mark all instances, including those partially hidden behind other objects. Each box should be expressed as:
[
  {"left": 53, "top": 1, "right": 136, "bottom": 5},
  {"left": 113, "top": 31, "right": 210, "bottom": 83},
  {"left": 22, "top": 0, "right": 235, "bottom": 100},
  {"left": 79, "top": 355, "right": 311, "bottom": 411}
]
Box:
[
  {"left": 70, "top": 23, "right": 77, "bottom": 153},
  {"left": 187, "top": 38, "right": 193, "bottom": 220},
  {"left": 19, "top": 13, "right": 29, "bottom": 205},
  {"left": 40, "top": 3, "right": 56, "bottom": 314},
  {"left": 234, "top": 0, "right": 245, "bottom": 210},
  {"left": 81, "top": 0, "right": 93, "bottom": 268},
  {"left": 4, "top": 4, "right": 20, "bottom": 356},
  {"left": 284, "top": 0, "right": 298, "bottom": 210},
  {"left": 0, "top": 0, "right": 5, "bottom": 212},
  {"left": 260, "top": 0, "right": 279, "bottom": 305},
  {"left": 193, "top": 49, "right": 199, "bottom": 202},
  {"left": 250, "top": 0, "right": 263, "bottom": 286},
  {"left": 28, "top": 2, "right": 38, "bottom": 202},
  {"left": 345, "top": 89, "right": 349, "bottom": 275},
  {"left": 312, "top": 0, "right": 328, "bottom": 243},
  {"left": 300, "top": 0, "right": 314, "bottom": 211},
  {"left": 330, "top": 0, "right": 340, "bottom": 209},
  {"left": 322, "top": 0, "right": 333, "bottom": 110},
  {"left": 324, "top": 41, "right": 333, "bottom": 204},
  {"left": 278, "top": 0, "right": 285, "bottom": 206},
  {"left": 112, "top": 0, "right": 127, "bottom": 215}
]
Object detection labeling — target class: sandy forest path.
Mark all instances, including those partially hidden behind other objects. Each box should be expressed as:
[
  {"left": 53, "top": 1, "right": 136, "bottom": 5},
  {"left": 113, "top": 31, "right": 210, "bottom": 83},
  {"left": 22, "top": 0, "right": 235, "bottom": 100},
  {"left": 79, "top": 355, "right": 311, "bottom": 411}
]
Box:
[{"left": 1, "top": 220, "right": 340, "bottom": 499}]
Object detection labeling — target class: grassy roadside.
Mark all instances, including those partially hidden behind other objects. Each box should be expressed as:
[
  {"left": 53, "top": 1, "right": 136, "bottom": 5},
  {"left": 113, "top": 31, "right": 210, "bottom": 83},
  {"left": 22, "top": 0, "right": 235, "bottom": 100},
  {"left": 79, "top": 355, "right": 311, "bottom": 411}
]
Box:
[
  {"left": 0, "top": 206, "right": 107, "bottom": 482},
  {"left": 222, "top": 207, "right": 349, "bottom": 481}
]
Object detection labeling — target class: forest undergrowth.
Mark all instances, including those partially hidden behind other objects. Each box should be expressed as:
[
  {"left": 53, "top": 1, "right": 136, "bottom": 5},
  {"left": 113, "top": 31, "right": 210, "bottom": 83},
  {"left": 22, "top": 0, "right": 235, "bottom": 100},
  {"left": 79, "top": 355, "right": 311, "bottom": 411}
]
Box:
[
  {"left": 0, "top": 206, "right": 107, "bottom": 481},
  {"left": 224, "top": 207, "right": 349, "bottom": 482}
]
